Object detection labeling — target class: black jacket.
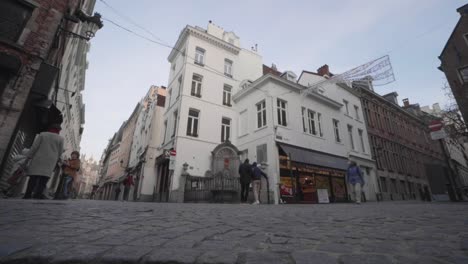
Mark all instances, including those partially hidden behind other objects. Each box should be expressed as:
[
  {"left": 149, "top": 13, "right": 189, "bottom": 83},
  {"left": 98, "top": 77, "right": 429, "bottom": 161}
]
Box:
[{"left": 238, "top": 163, "right": 252, "bottom": 183}]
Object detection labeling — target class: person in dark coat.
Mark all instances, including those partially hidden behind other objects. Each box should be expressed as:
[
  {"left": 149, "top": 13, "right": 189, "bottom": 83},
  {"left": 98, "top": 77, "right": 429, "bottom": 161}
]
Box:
[
  {"left": 251, "top": 162, "right": 268, "bottom": 205},
  {"left": 238, "top": 159, "right": 252, "bottom": 203},
  {"left": 115, "top": 185, "right": 121, "bottom": 201},
  {"left": 123, "top": 175, "right": 134, "bottom": 201}
]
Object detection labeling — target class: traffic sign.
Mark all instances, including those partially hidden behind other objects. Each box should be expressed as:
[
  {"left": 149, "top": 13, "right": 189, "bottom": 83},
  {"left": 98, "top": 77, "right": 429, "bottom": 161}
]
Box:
[
  {"left": 170, "top": 149, "right": 176, "bottom": 156},
  {"left": 429, "top": 120, "right": 443, "bottom": 132}
]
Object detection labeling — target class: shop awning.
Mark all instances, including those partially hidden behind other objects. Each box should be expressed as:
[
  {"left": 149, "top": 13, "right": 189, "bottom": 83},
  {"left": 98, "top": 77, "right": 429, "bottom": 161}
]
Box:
[{"left": 278, "top": 143, "right": 348, "bottom": 171}]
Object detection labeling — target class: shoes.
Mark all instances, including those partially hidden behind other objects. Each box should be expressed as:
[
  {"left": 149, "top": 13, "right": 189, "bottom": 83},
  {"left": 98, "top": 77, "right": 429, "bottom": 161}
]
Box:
[
  {"left": 33, "top": 194, "right": 49, "bottom": 200},
  {"left": 22, "top": 196, "right": 32, "bottom": 199},
  {"left": 355, "top": 201, "right": 361, "bottom": 204},
  {"left": 251, "top": 201, "right": 260, "bottom": 205}
]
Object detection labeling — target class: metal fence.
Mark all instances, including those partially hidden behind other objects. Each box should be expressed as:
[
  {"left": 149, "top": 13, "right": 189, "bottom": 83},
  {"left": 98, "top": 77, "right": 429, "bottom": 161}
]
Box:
[{"left": 184, "top": 174, "right": 240, "bottom": 203}]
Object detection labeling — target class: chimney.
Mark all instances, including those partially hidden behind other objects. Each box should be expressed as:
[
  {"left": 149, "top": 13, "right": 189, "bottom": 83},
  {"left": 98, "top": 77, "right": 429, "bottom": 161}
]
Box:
[
  {"left": 317, "top": 64, "right": 330, "bottom": 77},
  {"left": 271, "top": 63, "right": 277, "bottom": 71},
  {"left": 402, "top": 98, "right": 410, "bottom": 107}
]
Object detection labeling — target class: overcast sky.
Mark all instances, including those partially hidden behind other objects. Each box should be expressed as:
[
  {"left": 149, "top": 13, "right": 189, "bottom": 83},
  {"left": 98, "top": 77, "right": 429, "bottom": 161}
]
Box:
[{"left": 81, "top": 0, "right": 466, "bottom": 159}]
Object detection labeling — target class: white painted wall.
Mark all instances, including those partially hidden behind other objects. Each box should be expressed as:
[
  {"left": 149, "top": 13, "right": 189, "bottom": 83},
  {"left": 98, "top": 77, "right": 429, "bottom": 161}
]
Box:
[{"left": 162, "top": 24, "right": 263, "bottom": 195}]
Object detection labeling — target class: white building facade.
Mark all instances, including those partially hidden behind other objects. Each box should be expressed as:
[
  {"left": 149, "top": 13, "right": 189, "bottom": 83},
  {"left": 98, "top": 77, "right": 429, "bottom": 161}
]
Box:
[
  {"left": 128, "top": 86, "right": 167, "bottom": 201},
  {"left": 159, "top": 22, "right": 262, "bottom": 202}
]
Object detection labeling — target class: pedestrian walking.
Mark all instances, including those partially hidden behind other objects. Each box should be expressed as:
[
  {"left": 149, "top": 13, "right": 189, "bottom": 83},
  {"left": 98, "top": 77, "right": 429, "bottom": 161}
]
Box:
[
  {"left": 62, "top": 151, "right": 81, "bottom": 199},
  {"left": 346, "top": 160, "right": 365, "bottom": 204},
  {"left": 23, "top": 124, "right": 64, "bottom": 199},
  {"left": 238, "top": 159, "right": 252, "bottom": 203},
  {"left": 115, "top": 185, "right": 121, "bottom": 201},
  {"left": 123, "top": 174, "right": 134, "bottom": 201},
  {"left": 251, "top": 162, "right": 268, "bottom": 205}
]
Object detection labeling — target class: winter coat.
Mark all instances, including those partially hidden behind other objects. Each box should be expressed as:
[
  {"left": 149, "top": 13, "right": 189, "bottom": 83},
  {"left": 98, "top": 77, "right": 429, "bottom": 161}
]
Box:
[
  {"left": 238, "top": 163, "right": 252, "bottom": 184},
  {"left": 252, "top": 166, "right": 267, "bottom": 181},
  {"left": 26, "top": 132, "right": 64, "bottom": 178},
  {"left": 346, "top": 165, "right": 365, "bottom": 185},
  {"left": 63, "top": 158, "right": 81, "bottom": 179}
]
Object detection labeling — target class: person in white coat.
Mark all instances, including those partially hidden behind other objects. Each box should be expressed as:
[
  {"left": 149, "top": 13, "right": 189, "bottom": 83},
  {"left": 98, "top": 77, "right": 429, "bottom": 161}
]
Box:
[{"left": 23, "top": 124, "right": 64, "bottom": 199}]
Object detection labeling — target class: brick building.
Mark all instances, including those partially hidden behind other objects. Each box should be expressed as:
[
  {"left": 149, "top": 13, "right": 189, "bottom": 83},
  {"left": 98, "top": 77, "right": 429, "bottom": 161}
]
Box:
[
  {"left": 0, "top": 0, "right": 101, "bottom": 192},
  {"left": 438, "top": 4, "right": 468, "bottom": 122},
  {"left": 356, "top": 86, "right": 448, "bottom": 201}
]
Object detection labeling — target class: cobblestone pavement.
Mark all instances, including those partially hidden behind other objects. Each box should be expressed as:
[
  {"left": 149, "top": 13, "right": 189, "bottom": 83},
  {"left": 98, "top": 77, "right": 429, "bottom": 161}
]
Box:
[{"left": 0, "top": 199, "right": 467, "bottom": 264}]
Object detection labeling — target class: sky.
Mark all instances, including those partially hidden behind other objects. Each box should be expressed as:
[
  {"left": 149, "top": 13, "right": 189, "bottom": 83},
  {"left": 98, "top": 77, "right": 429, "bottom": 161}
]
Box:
[{"left": 81, "top": 0, "right": 466, "bottom": 159}]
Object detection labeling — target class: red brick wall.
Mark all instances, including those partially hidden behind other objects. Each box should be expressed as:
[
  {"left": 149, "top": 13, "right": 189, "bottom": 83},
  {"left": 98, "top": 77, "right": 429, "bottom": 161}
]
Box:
[{"left": 0, "top": 0, "right": 80, "bottom": 166}]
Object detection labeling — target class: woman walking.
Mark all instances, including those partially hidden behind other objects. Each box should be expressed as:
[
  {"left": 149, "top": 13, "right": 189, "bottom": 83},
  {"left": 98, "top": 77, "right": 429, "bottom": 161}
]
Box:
[{"left": 23, "top": 124, "right": 64, "bottom": 199}]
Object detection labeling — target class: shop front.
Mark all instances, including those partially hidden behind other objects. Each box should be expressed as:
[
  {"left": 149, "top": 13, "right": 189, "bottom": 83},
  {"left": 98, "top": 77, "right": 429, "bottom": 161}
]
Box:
[{"left": 278, "top": 143, "right": 349, "bottom": 204}]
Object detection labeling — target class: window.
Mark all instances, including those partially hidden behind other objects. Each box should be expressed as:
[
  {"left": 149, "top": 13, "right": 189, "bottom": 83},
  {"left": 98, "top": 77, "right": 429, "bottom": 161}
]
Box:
[
  {"left": 162, "top": 120, "right": 168, "bottom": 144},
  {"left": 186, "top": 109, "right": 199, "bottom": 137},
  {"left": 256, "top": 100, "right": 267, "bottom": 128},
  {"left": 343, "top": 100, "right": 349, "bottom": 115},
  {"left": 0, "top": 0, "right": 33, "bottom": 42},
  {"left": 301, "top": 107, "right": 307, "bottom": 133},
  {"left": 221, "top": 117, "right": 231, "bottom": 142},
  {"left": 195, "top": 47, "right": 205, "bottom": 65},
  {"left": 224, "top": 59, "right": 233, "bottom": 78},
  {"left": 333, "top": 119, "right": 341, "bottom": 143},
  {"left": 380, "top": 177, "right": 388, "bottom": 193},
  {"left": 191, "top": 74, "right": 202, "bottom": 97},
  {"left": 348, "top": 125, "right": 355, "bottom": 150},
  {"left": 223, "top": 84, "right": 232, "bottom": 106},
  {"left": 239, "top": 110, "right": 248, "bottom": 136},
  {"left": 459, "top": 66, "right": 468, "bottom": 83},
  {"left": 354, "top": 105, "right": 360, "bottom": 120},
  {"left": 171, "top": 111, "right": 178, "bottom": 138},
  {"left": 307, "top": 110, "right": 317, "bottom": 135},
  {"left": 358, "top": 129, "right": 365, "bottom": 153},
  {"left": 172, "top": 63, "right": 176, "bottom": 71},
  {"left": 177, "top": 75, "right": 183, "bottom": 98},
  {"left": 317, "top": 113, "right": 323, "bottom": 137},
  {"left": 256, "top": 144, "right": 267, "bottom": 163},
  {"left": 277, "top": 99, "right": 287, "bottom": 127}
]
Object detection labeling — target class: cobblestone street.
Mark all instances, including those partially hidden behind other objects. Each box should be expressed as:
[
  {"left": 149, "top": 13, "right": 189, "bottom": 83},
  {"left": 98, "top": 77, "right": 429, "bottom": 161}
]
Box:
[{"left": 0, "top": 200, "right": 467, "bottom": 263}]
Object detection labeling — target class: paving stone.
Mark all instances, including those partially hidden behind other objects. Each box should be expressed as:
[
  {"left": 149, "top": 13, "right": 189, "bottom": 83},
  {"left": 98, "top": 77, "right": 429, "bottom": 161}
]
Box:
[
  {"left": 196, "top": 250, "right": 239, "bottom": 264},
  {"left": 240, "top": 252, "right": 293, "bottom": 264},
  {"left": 143, "top": 248, "right": 201, "bottom": 263},
  {"left": 339, "top": 254, "right": 392, "bottom": 264},
  {"left": 393, "top": 255, "right": 446, "bottom": 264},
  {"left": 292, "top": 251, "right": 338, "bottom": 264},
  {"left": 98, "top": 245, "right": 153, "bottom": 263},
  {"left": 316, "top": 242, "right": 355, "bottom": 254}
]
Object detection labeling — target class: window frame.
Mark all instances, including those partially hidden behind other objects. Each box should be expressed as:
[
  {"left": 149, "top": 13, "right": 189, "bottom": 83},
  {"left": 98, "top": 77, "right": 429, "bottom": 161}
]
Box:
[
  {"left": 177, "top": 75, "right": 183, "bottom": 99},
  {"left": 224, "top": 59, "right": 233, "bottom": 78},
  {"left": 354, "top": 105, "right": 360, "bottom": 120},
  {"left": 343, "top": 100, "right": 350, "bottom": 115},
  {"left": 223, "top": 84, "right": 232, "bottom": 106},
  {"left": 191, "top": 74, "right": 202, "bottom": 98},
  {"left": 0, "top": 0, "right": 34, "bottom": 43},
  {"left": 458, "top": 66, "right": 468, "bottom": 84},
  {"left": 256, "top": 100, "right": 267, "bottom": 129},
  {"left": 221, "top": 117, "right": 231, "bottom": 142},
  {"left": 301, "top": 107, "right": 307, "bottom": 133},
  {"left": 348, "top": 125, "right": 355, "bottom": 150},
  {"left": 162, "top": 119, "right": 168, "bottom": 144},
  {"left": 194, "top": 47, "right": 205, "bottom": 66},
  {"left": 186, "top": 109, "right": 200, "bottom": 137},
  {"left": 333, "top": 119, "right": 341, "bottom": 143},
  {"left": 171, "top": 110, "right": 178, "bottom": 138},
  {"left": 307, "top": 109, "right": 317, "bottom": 135},
  {"left": 276, "top": 98, "right": 288, "bottom": 127},
  {"left": 358, "top": 129, "right": 365, "bottom": 153}
]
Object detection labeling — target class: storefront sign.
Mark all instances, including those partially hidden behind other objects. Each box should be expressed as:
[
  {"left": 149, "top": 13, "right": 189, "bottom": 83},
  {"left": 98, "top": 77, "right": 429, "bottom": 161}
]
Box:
[{"left": 317, "top": 189, "right": 330, "bottom": 203}]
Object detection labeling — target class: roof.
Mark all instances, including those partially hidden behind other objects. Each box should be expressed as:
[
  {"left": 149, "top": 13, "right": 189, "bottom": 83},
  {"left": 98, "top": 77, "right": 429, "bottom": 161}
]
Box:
[
  {"left": 233, "top": 73, "right": 342, "bottom": 109},
  {"left": 262, "top": 64, "right": 282, "bottom": 76}
]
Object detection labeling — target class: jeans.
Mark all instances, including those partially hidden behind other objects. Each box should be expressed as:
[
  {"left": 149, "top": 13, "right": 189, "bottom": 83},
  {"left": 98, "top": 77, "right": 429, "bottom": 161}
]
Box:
[
  {"left": 349, "top": 183, "right": 362, "bottom": 203},
  {"left": 240, "top": 182, "right": 250, "bottom": 202},
  {"left": 24, "top": 175, "right": 49, "bottom": 199},
  {"left": 252, "top": 180, "right": 261, "bottom": 203},
  {"left": 63, "top": 175, "right": 73, "bottom": 198}
]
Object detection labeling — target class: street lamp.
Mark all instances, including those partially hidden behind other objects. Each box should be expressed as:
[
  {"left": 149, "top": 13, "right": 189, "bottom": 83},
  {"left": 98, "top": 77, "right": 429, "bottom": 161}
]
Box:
[{"left": 62, "top": 11, "right": 104, "bottom": 41}]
